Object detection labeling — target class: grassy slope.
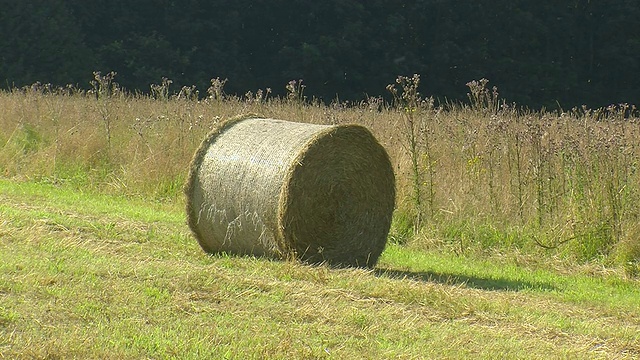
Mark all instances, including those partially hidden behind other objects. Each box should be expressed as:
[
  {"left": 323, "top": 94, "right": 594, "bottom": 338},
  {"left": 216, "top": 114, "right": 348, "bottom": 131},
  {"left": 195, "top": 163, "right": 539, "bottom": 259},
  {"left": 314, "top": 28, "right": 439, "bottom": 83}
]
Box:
[{"left": 1, "top": 179, "right": 639, "bottom": 359}]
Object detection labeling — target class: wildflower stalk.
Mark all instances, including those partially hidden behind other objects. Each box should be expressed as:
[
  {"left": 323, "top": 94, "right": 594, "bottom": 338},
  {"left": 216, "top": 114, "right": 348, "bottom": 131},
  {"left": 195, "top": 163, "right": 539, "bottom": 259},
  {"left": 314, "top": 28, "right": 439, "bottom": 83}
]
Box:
[{"left": 388, "top": 74, "right": 424, "bottom": 233}]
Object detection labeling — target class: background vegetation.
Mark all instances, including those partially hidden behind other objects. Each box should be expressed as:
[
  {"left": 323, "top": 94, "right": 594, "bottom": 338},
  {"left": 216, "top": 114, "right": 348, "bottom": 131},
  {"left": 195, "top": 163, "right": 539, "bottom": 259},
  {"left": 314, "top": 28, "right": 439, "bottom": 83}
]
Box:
[
  {"left": 1, "top": 75, "right": 638, "bottom": 276},
  {"left": 1, "top": 0, "right": 639, "bottom": 109}
]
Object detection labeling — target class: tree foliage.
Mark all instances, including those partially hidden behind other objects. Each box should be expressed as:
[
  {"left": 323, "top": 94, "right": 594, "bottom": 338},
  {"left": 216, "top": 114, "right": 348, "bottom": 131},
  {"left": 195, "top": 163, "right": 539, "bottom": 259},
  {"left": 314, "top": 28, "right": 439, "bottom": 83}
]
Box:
[{"left": 1, "top": 0, "right": 638, "bottom": 108}]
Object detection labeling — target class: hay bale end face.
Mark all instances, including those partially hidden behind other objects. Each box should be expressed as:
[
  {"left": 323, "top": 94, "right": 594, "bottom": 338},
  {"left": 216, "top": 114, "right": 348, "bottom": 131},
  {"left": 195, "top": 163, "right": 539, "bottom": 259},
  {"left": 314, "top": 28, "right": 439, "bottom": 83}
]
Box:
[{"left": 184, "top": 116, "right": 395, "bottom": 267}]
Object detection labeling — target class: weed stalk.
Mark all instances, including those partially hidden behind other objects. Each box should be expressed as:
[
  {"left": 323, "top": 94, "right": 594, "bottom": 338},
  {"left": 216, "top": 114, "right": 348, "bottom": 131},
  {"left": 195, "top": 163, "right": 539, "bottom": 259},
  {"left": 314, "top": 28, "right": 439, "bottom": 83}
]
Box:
[{"left": 388, "top": 74, "right": 425, "bottom": 232}]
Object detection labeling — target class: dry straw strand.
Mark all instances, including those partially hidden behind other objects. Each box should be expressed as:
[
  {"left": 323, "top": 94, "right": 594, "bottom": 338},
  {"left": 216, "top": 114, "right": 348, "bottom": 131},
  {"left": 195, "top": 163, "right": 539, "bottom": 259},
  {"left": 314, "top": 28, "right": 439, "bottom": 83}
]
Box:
[{"left": 184, "top": 115, "right": 395, "bottom": 267}]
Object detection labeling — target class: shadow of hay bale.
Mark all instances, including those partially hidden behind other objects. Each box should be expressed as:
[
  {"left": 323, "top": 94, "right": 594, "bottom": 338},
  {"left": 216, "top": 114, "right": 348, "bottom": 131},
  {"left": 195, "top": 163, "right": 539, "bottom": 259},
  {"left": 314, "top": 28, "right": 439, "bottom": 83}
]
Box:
[
  {"left": 374, "top": 268, "right": 556, "bottom": 292},
  {"left": 184, "top": 115, "right": 395, "bottom": 267}
]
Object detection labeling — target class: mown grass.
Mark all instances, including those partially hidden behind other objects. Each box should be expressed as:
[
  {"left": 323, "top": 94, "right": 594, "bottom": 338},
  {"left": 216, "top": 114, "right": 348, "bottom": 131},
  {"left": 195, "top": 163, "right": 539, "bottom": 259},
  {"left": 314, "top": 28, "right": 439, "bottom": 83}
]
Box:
[{"left": 1, "top": 179, "right": 639, "bottom": 359}]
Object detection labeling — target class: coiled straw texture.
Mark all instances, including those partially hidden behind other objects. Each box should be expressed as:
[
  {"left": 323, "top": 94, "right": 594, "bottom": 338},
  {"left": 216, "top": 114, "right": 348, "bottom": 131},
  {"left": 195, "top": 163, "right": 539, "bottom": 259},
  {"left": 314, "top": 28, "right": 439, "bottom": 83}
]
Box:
[{"left": 185, "top": 116, "right": 395, "bottom": 267}]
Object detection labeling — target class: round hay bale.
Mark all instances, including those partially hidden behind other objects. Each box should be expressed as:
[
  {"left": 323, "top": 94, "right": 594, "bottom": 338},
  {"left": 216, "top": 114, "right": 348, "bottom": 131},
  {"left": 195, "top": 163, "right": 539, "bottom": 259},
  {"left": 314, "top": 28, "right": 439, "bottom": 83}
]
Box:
[{"left": 184, "top": 115, "right": 395, "bottom": 267}]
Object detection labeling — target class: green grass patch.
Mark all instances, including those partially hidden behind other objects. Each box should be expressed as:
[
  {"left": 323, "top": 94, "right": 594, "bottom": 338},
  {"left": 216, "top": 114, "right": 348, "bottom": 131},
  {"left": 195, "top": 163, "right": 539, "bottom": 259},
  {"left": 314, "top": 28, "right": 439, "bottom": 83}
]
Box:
[{"left": 1, "top": 179, "right": 639, "bottom": 359}]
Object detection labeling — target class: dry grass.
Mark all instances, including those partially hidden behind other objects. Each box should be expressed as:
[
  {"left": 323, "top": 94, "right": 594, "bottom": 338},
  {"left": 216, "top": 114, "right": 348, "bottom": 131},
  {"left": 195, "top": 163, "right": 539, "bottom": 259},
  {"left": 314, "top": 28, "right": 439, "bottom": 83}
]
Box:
[{"left": 0, "top": 80, "right": 639, "bottom": 271}]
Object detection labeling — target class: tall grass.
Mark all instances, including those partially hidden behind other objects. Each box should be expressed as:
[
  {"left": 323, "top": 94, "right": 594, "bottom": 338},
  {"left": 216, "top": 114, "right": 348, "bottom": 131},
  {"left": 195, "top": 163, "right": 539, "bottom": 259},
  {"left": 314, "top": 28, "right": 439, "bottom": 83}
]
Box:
[{"left": 1, "top": 75, "right": 638, "bottom": 275}]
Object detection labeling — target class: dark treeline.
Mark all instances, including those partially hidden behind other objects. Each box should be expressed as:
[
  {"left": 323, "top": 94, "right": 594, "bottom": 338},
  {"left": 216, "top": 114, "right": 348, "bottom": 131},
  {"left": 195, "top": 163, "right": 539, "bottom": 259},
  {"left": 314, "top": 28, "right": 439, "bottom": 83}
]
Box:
[{"left": 1, "top": 0, "right": 638, "bottom": 109}]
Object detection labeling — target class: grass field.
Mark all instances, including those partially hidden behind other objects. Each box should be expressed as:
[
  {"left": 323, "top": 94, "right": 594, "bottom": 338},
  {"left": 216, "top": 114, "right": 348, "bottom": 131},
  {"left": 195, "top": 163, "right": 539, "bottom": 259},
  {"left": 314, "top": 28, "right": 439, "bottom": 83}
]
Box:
[
  {"left": 1, "top": 179, "right": 639, "bottom": 359},
  {"left": 1, "top": 79, "right": 639, "bottom": 358}
]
